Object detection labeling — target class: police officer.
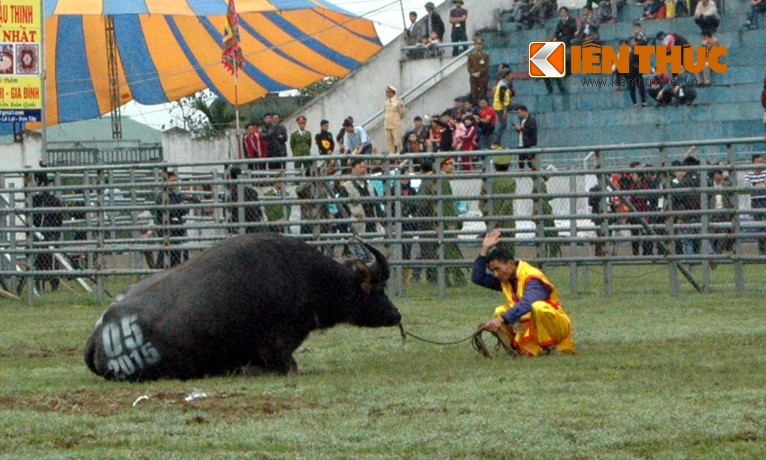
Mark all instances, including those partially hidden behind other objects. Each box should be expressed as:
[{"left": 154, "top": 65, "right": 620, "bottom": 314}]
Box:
[{"left": 467, "top": 36, "right": 490, "bottom": 103}]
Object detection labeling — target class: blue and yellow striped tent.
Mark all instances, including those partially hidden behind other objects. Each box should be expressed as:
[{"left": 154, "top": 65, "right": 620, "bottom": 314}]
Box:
[{"left": 43, "top": 0, "right": 382, "bottom": 126}]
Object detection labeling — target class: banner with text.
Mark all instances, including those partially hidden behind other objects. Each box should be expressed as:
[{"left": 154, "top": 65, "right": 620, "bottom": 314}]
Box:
[{"left": 0, "top": 0, "right": 42, "bottom": 123}]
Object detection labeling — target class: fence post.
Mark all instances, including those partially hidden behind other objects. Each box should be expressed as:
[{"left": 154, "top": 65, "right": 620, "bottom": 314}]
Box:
[
  {"left": 699, "top": 167, "right": 711, "bottom": 293},
  {"left": 660, "top": 147, "right": 680, "bottom": 294},
  {"left": 727, "top": 144, "right": 744, "bottom": 295},
  {"left": 595, "top": 154, "right": 612, "bottom": 297},
  {"left": 159, "top": 169, "right": 170, "bottom": 269},
  {"left": 128, "top": 168, "right": 141, "bottom": 278},
  {"left": 569, "top": 172, "right": 578, "bottom": 295},
  {"left": 236, "top": 181, "right": 245, "bottom": 236},
  {"left": 392, "top": 173, "right": 403, "bottom": 295},
  {"left": 436, "top": 170, "right": 446, "bottom": 297},
  {"left": 532, "top": 158, "right": 546, "bottom": 266},
  {"left": 4, "top": 178, "right": 20, "bottom": 295},
  {"left": 95, "top": 169, "right": 106, "bottom": 301},
  {"left": 23, "top": 172, "right": 35, "bottom": 305}
]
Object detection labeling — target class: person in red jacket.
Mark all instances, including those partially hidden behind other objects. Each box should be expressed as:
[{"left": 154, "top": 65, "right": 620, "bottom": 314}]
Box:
[
  {"left": 242, "top": 122, "right": 263, "bottom": 170},
  {"left": 454, "top": 114, "right": 478, "bottom": 170}
]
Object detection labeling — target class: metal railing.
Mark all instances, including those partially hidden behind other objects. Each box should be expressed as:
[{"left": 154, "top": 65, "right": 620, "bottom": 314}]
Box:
[
  {"left": 361, "top": 46, "right": 474, "bottom": 131},
  {"left": 45, "top": 145, "right": 163, "bottom": 166},
  {"left": 1, "top": 136, "right": 765, "bottom": 303}
]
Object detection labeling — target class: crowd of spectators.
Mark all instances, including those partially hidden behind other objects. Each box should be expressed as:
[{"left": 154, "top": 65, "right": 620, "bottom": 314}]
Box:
[
  {"left": 22, "top": 0, "right": 766, "bottom": 288},
  {"left": 404, "top": 1, "right": 472, "bottom": 59},
  {"left": 585, "top": 151, "right": 766, "bottom": 259}
]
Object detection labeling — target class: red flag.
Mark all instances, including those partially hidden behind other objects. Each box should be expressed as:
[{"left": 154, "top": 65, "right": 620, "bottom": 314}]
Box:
[{"left": 221, "top": 0, "right": 244, "bottom": 74}]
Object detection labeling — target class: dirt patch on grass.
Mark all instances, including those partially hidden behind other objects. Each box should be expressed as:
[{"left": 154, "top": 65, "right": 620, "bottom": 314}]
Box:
[
  {"left": 0, "top": 343, "right": 82, "bottom": 359},
  {"left": 0, "top": 388, "right": 323, "bottom": 421}
]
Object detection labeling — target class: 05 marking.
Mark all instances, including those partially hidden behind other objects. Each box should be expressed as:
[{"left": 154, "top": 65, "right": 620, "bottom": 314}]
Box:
[{"left": 102, "top": 315, "right": 160, "bottom": 376}]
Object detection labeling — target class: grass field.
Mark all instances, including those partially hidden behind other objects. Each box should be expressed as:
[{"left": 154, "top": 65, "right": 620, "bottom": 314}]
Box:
[{"left": 1, "top": 265, "right": 766, "bottom": 459}]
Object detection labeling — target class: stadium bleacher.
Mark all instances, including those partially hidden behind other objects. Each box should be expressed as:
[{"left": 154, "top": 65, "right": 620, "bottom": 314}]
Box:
[{"left": 481, "top": 1, "right": 765, "bottom": 150}]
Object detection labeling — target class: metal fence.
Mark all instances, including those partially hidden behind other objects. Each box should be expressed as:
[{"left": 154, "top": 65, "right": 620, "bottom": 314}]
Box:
[
  {"left": 1, "top": 136, "right": 765, "bottom": 304},
  {"left": 45, "top": 145, "right": 163, "bottom": 166}
]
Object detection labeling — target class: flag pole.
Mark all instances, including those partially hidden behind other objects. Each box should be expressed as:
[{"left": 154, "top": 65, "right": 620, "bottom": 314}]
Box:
[
  {"left": 235, "top": 66, "right": 242, "bottom": 160},
  {"left": 399, "top": 0, "right": 407, "bottom": 30}
]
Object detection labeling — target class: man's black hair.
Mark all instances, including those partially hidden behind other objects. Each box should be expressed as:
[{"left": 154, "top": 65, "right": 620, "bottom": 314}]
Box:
[
  {"left": 343, "top": 118, "right": 354, "bottom": 127},
  {"left": 559, "top": 6, "right": 569, "bottom": 13},
  {"left": 349, "top": 157, "right": 366, "bottom": 168},
  {"left": 683, "top": 156, "right": 700, "bottom": 166},
  {"left": 712, "top": 168, "right": 724, "bottom": 176},
  {"left": 753, "top": 154, "right": 763, "bottom": 162},
  {"left": 230, "top": 167, "right": 243, "bottom": 180},
  {"left": 516, "top": 104, "right": 528, "bottom": 112},
  {"left": 671, "top": 160, "right": 682, "bottom": 167},
  {"left": 414, "top": 115, "right": 423, "bottom": 121},
  {"left": 487, "top": 245, "right": 515, "bottom": 264},
  {"left": 495, "top": 162, "right": 510, "bottom": 172},
  {"left": 421, "top": 161, "right": 434, "bottom": 172}
]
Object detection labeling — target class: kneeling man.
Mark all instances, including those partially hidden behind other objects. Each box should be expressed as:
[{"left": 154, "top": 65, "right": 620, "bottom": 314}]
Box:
[{"left": 471, "top": 230, "right": 575, "bottom": 356}]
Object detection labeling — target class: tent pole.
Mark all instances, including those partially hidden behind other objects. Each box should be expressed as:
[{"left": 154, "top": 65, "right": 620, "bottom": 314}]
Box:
[
  {"left": 235, "top": 67, "right": 242, "bottom": 160},
  {"left": 399, "top": 0, "right": 407, "bottom": 30}
]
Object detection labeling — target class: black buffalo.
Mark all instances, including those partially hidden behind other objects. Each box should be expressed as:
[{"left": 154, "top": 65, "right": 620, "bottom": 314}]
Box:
[{"left": 83, "top": 233, "right": 401, "bottom": 381}]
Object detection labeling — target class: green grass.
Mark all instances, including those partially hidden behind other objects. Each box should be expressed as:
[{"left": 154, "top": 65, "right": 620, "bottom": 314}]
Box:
[{"left": 1, "top": 266, "right": 766, "bottom": 459}]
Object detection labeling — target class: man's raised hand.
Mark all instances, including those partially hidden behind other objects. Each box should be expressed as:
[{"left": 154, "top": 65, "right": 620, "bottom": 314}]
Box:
[{"left": 481, "top": 229, "right": 502, "bottom": 256}]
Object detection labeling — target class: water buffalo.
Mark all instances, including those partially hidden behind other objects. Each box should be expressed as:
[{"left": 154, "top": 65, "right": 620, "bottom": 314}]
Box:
[{"left": 83, "top": 233, "right": 401, "bottom": 381}]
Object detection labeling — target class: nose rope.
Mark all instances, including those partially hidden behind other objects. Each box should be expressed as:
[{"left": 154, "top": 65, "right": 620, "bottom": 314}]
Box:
[{"left": 397, "top": 323, "right": 519, "bottom": 358}]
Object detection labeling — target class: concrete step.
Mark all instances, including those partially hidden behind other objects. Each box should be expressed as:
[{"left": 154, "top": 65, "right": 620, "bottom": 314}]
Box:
[
  {"left": 531, "top": 119, "right": 764, "bottom": 149},
  {"left": 532, "top": 100, "right": 761, "bottom": 130},
  {"left": 509, "top": 68, "right": 762, "bottom": 97},
  {"left": 489, "top": 12, "right": 756, "bottom": 48},
  {"left": 515, "top": 81, "right": 761, "bottom": 113}
]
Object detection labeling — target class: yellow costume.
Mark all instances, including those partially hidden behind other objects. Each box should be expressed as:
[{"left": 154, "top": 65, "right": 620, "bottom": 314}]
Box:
[{"left": 493, "top": 261, "right": 575, "bottom": 356}]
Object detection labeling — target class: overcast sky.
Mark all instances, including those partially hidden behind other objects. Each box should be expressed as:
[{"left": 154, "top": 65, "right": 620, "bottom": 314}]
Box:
[{"left": 122, "top": 0, "right": 426, "bottom": 130}]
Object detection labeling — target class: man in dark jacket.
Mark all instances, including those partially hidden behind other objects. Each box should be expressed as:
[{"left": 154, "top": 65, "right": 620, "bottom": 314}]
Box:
[
  {"left": 31, "top": 172, "right": 63, "bottom": 291},
  {"left": 553, "top": 7, "right": 577, "bottom": 44},
  {"left": 154, "top": 172, "right": 193, "bottom": 268},
  {"left": 228, "top": 167, "right": 263, "bottom": 234},
  {"left": 268, "top": 113, "right": 288, "bottom": 170},
  {"left": 424, "top": 2, "right": 445, "bottom": 41},
  {"left": 670, "top": 156, "right": 702, "bottom": 256},
  {"left": 512, "top": 105, "right": 537, "bottom": 170}
]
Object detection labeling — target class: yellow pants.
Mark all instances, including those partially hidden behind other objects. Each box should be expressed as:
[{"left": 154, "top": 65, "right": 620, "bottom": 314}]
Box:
[
  {"left": 385, "top": 126, "right": 402, "bottom": 154},
  {"left": 494, "top": 301, "right": 575, "bottom": 357}
]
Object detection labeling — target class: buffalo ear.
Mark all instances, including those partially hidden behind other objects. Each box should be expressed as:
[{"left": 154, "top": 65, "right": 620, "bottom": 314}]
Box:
[{"left": 354, "top": 260, "right": 373, "bottom": 294}]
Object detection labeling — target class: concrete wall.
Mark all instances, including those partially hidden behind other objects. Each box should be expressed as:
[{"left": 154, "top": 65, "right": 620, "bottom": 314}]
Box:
[
  {"left": 161, "top": 129, "right": 235, "bottom": 172},
  {"left": 0, "top": 131, "right": 43, "bottom": 170}
]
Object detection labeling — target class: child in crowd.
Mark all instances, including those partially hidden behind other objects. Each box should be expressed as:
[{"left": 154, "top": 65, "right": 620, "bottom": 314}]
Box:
[
  {"left": 454, "top": 115, "right": 478, "bottom": 170},
  {"left": 426, "top": 31, "right": 443, "bottom": 57}
]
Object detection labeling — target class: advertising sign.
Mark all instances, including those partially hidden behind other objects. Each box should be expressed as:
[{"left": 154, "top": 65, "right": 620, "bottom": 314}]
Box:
[{"left": 0, "top": 0, "right": 42, "bottom": 123}]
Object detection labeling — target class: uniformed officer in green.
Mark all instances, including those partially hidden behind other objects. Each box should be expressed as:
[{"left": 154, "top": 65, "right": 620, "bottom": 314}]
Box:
[
  {"left": 263, "top": 177, "right": 287, "bottom": 233},
  {"left": 532, "top": 170, "right": 561, "bottom": 258},
  {"left": 290, "top": 115, "right": 312, "bottom": 173},
  {"left": 439, "top": 157, "right": 467, "bottom": 287},
  {"left": 467, "top": 36, "right": 490, "bottom": 103},
  {"left": 480, "top": 155, "right": 516, "bottom": 254}
]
